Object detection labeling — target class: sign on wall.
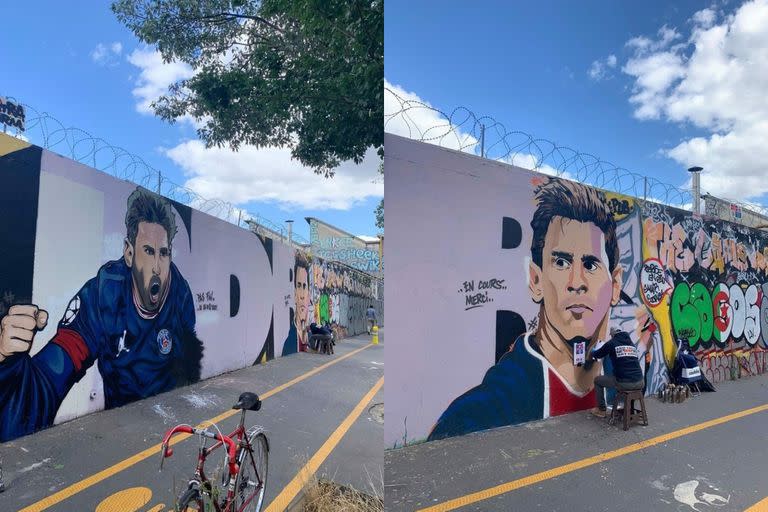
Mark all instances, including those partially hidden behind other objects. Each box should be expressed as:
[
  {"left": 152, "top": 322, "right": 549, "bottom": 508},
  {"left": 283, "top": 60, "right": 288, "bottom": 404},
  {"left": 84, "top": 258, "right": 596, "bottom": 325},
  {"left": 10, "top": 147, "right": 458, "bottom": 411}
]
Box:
[{"left": 0, "top": 97, "right": 25, "bottom": 132}]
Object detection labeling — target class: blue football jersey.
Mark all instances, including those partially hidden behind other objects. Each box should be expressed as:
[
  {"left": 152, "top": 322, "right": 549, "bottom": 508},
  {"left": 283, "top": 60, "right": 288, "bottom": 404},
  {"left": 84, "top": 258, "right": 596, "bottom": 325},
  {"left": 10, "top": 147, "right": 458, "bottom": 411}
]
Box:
[{"left": 0, "top": 258, "right": 201, "bottom": 441}]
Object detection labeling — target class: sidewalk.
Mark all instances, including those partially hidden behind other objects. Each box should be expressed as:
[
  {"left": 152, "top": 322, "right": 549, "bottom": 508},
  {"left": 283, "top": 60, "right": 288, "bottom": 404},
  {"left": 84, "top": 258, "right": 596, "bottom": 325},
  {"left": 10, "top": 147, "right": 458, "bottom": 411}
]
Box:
[
  {"left": 385, "top": 373, "right": 768, "bottom": 512},
  {"left": 0, "top": 332, "right": 383, "bottom": 512}
]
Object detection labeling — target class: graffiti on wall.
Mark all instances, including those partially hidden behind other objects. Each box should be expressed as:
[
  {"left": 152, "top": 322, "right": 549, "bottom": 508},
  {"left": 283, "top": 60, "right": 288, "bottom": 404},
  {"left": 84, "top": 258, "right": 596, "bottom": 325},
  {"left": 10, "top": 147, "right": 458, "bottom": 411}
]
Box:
[
  {"left": 309, "top": 259, "right": 380, "bottom": 340},
  {"left": 309, "top": 221, "right": 380, "bottom": 273},
  {"left": 458, "top": 278, "right": 507, "bottom": 311},
  {"left": 638, "top": 203, "right": 768, "bottom": 385},
  {"left": 281, "top": 252, "right": 382, "bottom": 354},
  {"left": 427, "top": 175, "right": 768, "bottom": 442}
]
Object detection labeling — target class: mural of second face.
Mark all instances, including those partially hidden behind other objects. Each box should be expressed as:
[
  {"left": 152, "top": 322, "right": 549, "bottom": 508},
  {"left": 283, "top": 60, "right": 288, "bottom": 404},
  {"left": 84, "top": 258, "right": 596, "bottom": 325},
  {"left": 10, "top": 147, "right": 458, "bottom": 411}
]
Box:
[{"left": 428, "top": 177, "right": 624, "bottom": 440}]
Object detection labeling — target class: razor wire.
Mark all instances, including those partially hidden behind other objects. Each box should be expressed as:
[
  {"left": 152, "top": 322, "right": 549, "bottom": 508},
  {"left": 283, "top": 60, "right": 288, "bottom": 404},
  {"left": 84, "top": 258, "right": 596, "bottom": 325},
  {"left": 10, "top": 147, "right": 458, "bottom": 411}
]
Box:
[
  {"left": 385, "top": 86, "right": 704, "bottom": 209},
  {"left": 4, "top": 99, "right": 311, "bottom": 246}
]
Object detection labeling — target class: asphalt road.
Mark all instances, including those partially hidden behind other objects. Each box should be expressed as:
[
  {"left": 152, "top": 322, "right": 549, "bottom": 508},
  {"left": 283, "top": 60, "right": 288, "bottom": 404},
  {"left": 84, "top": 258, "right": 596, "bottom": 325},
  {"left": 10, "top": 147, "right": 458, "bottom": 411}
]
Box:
[
  {"left": 0, "top": 332, "right": 384, "bottom": 512},
  {"left": 385, "top": 372, "right": 768, "bottom": 512}
]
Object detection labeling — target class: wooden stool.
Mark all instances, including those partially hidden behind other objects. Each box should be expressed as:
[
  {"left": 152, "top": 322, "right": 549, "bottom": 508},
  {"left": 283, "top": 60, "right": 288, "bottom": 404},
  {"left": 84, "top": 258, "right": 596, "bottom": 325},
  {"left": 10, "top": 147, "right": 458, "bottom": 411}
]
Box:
[{"left": 609, "top": 389, "right": 648, "bottom": 431}]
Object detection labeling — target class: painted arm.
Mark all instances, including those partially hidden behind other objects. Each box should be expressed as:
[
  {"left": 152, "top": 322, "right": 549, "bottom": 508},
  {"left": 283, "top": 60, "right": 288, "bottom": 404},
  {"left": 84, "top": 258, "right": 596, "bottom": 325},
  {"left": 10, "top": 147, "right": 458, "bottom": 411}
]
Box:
[
  {"left": 0, "top": 338, "right": 82, "bottom": 441},
  {"left": 428, "top": 354, "right": 543, "bottom": 441},
  {"left": 0, "top": 284, "right": 101, "bottom": 441}
]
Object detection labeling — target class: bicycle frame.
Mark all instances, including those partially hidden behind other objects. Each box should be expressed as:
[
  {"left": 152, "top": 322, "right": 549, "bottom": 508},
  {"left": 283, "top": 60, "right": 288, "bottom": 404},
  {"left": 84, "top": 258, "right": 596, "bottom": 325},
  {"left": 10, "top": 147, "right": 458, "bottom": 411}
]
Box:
[{"left": 160, "top": 409, "right": 262, "bottom": 512}]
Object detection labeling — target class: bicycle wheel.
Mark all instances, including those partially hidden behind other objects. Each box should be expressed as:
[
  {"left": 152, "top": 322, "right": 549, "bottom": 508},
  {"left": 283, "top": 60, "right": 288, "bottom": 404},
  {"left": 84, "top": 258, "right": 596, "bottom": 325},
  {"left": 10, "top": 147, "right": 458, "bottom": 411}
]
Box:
[
  {"left": 233, "top": 432, "right": 269, "bottom": 512},
  {"left": 176, "top": 487, "right": 204, "bottom": 511}
]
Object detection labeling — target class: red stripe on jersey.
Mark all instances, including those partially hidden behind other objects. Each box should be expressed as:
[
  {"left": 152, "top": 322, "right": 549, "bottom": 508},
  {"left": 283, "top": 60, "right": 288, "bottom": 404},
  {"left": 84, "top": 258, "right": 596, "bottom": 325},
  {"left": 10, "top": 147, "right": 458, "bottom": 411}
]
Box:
[
  {"left": 52, "top": 328, "right": 90, "bottom": 373},
  {"left": 548, "top": 369, "right": 596, "bottom": 416}
]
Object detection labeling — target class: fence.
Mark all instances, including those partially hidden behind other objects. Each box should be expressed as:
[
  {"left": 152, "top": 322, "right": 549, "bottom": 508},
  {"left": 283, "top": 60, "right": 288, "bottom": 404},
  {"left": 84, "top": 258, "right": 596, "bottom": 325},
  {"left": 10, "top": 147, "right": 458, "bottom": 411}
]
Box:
[
  {"left": 3, "top": 99, "right": 311, "bottom": 246},
  {"left": 384, "top": 86, "right": 768, "bottom": 215}
]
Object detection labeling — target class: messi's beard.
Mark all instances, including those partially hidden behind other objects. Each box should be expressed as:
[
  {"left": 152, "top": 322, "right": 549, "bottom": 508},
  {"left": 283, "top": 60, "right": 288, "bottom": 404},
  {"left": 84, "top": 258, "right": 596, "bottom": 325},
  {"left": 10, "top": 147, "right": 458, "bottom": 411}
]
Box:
[
  {"left": 565, "top": 335, "right": 591, "bottom": 351},
  {"left": 132, "top": 265, "right": 167, "bottom": 312}
]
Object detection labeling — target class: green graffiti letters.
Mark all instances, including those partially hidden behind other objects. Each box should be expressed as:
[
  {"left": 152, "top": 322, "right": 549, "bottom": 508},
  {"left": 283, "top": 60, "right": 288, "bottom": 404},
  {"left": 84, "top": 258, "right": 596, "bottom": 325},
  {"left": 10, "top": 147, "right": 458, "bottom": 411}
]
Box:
[{"left": 671, "top": 282, "right": 763, "bottom": 348}]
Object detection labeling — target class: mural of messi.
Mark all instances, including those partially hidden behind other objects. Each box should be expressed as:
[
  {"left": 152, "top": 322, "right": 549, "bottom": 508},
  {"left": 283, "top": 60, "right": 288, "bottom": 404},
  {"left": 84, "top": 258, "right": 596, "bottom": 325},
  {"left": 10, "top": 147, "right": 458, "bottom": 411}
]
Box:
[
  {"left": 428, "top": 178, "right": 624, "bottom": 440},
  {"left": 282, "top": 251, "right": 311, "bottom": 356},
  {"left": 0, "top": 187, "right": 203, "bottom": 441}
]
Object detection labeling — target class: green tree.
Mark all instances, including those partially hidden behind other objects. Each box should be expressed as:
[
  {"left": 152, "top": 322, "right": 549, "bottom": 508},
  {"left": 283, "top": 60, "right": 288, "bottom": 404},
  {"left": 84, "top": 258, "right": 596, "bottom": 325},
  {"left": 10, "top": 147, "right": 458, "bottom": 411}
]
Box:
[{"left": 113, "top": 0, "right": 383, "bottom": 177}]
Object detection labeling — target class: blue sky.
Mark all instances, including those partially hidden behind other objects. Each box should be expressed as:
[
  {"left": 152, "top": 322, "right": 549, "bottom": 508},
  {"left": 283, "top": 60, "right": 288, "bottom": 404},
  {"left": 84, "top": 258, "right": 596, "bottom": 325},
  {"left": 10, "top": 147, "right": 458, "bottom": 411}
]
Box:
[
  {"left": 1, "top": 2, "right": 382, "bottom": 242},
  {"left": 385, "top": 0, "right": 768, "bottom": 210}
]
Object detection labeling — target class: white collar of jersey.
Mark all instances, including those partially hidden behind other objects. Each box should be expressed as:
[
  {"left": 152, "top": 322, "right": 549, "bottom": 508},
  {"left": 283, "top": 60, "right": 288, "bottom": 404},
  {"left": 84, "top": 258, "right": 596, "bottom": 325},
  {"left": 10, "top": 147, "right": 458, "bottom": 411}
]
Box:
[{"left": 132, "top": 272, "right": 172, "bottom": 320}]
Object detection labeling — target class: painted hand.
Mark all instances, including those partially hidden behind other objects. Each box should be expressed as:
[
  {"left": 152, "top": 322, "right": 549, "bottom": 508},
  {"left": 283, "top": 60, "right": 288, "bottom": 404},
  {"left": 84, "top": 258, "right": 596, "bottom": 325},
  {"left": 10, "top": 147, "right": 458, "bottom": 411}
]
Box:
[{"left": 0, "top": 305, "right": 48, "bottom": 363}]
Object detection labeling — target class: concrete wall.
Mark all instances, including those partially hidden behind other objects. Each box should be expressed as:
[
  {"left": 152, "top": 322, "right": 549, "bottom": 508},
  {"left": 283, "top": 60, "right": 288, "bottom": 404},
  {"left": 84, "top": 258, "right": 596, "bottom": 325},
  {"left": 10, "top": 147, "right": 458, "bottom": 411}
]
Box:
[
  {"left": 309, "top": 218, "right": 381, "bottom": 273},
  {"left": 0, "top": 134, "right": 378, "bottom": 441},
  {"left": 704, "top": 194, "right": 768, "bottom": 230},
  {"left": 385, "top": 134, "right": 768, "bottom": 446}
]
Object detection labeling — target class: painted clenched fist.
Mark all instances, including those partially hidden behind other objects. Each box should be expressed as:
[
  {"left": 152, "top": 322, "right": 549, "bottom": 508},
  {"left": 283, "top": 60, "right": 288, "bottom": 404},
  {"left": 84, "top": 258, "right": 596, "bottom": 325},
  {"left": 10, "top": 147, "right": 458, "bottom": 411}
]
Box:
[{"left": 0, "top": 305, "right": 49, "bottom": 363}]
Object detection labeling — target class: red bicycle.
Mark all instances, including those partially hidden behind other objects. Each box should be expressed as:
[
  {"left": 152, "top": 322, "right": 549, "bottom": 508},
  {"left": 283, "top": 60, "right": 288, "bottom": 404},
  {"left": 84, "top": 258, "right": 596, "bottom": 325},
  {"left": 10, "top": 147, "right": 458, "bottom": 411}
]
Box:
[{"left": 159, "top": 392, "right": 269, "bottom": 511}]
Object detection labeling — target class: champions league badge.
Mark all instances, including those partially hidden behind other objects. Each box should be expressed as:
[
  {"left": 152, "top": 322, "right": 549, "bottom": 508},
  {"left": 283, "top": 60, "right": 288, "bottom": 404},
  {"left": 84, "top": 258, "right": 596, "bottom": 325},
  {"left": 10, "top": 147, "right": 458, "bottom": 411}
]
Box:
[
  {"left": 157, "top": 329, "right": 173, "bottom": 355},
  {"left": 62, "top": 296, "right": 81, "bottom": 326}
]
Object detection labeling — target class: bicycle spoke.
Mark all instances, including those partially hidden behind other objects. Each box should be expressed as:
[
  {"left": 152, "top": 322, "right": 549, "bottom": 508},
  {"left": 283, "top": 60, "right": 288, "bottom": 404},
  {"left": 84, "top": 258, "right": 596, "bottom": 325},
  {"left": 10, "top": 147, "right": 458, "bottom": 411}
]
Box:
[{"left": 234, "top": 433, "right": 268, "bottom": 512}]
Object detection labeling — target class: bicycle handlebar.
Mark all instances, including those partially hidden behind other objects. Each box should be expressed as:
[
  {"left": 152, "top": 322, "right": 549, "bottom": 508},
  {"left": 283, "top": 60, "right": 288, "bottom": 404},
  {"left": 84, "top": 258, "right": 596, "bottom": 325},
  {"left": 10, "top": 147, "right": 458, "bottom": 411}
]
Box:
[{"left": 160, "top": 424, "right": 239, "bottom": 475}]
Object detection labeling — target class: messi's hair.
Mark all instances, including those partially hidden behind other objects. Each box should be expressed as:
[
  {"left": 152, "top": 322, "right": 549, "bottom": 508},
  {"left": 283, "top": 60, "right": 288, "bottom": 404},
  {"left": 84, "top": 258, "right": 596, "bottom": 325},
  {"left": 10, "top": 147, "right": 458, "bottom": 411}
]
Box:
[
  {"left": 125, "top": 187, "right": 178, "bottom": 247},
  {"left": 530, "top": 178, "right": 619, "bottom": 272},
  {"left": 294, "top": 251, "right": 311, "bottom": 287}
]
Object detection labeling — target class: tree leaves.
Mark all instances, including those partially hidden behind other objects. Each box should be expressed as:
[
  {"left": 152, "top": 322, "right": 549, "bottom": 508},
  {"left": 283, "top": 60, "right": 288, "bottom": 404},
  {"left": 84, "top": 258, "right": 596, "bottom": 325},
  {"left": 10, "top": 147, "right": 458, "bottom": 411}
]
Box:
[{"left": 113, "top": 0, "right": 383, "bottom": 177}]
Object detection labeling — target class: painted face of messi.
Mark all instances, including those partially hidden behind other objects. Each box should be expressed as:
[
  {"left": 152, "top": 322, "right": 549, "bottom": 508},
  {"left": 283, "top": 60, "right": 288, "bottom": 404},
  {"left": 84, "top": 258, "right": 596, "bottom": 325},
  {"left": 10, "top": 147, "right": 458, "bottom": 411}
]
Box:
[
  {"left": 528, "top": 216, "right": 622, "bottom": 342},
  {"left": 295, "top": 266, "right": 309, "bottom": 329},
  {"left": 124, "top": 221, "right": 171, "bottom": 312}
]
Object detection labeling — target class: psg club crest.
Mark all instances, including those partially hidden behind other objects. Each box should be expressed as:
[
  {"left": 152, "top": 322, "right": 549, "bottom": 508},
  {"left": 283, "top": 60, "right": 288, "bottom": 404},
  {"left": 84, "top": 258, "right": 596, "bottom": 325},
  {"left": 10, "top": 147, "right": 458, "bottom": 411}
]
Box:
[
  {"left": 157, "top": 329, "right": 172, "bottom": 355},
  {"left": 62, "top": 296, "right": 81, "bottom": 325}
]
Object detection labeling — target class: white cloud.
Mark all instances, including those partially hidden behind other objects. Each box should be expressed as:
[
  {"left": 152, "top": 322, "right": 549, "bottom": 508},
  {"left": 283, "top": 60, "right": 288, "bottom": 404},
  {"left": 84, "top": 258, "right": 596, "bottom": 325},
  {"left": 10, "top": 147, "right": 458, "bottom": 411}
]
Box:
[
  {"left": 164, "top": 142, "right": 382, "bottom": 211},
  {"left": 626, "top": 25, "right": 682, "bottom": 55},
  {"left": 588, "top": 54, "right": 618, "bottom": 81},
  {"left": 385, "top": 79, "right": 576, "bottom": 179},
  {"left": 621, "top": 0, "right": 768, "bottom": 201},
  {"left": 126, "top": 48, "right": 194, "bottom": 116},
  {"left": 127, "top": 46, "right": 379, "bottom": 213},
  {"left": 91, "top": 41, "right": 124, "bottom": 66},
  {"left": 692, "top": 8, "right": 717, "bottom": 29},
  {"left": 384, "top": 79, "right": 479, "bottom": 153}
]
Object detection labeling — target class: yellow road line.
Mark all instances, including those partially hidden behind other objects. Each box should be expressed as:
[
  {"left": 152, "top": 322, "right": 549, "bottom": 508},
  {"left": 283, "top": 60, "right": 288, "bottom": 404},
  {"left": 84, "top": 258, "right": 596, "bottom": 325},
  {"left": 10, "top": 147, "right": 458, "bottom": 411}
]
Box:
[
  {"left": 746, "top": 496, "right": 768, "bottom": 511},
  {"left": 418, "top": 403, "right": 768, "bottom": 512},
  {"left": 19, "top": 343, "right": 374, "bottom": 512},
  {"left": 265, "top": 376, "right": 384, "bottom": 512}
]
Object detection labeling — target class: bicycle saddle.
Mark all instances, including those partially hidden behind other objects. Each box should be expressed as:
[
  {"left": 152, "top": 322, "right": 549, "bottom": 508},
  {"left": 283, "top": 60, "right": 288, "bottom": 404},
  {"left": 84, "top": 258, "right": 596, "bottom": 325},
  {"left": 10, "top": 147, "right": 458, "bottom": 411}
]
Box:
[{"left": 233, "top": 392, "right": 261, "bottom": 411}]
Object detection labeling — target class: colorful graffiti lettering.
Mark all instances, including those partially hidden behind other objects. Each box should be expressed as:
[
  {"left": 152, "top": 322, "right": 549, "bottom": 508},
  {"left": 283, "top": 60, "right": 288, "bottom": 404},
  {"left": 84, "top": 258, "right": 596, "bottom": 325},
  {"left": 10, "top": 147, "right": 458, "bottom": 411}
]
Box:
[
  {"left": 671, "top": 281, "right": 763, "bottom": 348},
  {"left": 640, "top": 258, "right": 672, "bottom": 307}
]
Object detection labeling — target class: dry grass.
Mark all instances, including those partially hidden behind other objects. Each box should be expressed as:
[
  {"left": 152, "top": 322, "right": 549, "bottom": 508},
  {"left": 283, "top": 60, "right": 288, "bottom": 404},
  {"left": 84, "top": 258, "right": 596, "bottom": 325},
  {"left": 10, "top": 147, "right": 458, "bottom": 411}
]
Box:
[{"left": 302, "top": 479, "right": 383, "bottom": 512}]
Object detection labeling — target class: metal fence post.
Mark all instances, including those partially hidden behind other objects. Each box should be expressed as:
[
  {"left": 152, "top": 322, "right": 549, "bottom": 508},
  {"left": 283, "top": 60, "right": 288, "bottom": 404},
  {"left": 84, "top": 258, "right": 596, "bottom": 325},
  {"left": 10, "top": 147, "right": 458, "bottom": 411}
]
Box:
[{"left": 480, "top": 124, "right": 485, "bottom": 159}]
